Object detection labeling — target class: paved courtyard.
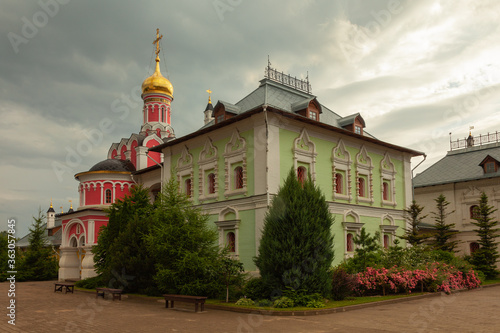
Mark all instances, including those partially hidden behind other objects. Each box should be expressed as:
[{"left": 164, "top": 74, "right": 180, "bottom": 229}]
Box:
[{"left": 1, "top": 281, "right": 500, "bottom": 332}]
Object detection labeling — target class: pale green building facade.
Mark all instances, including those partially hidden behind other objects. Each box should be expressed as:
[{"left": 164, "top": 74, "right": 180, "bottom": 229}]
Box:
[{"left": 147, "top": 66, "right": 422, "bottom": 272}]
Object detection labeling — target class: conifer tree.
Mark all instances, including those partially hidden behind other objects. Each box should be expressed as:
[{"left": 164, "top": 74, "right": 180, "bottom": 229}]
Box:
[
  {"left": 18, "top": 209, "right": 58, "bottom": 281},
  {"left": 471, "top": 192, "right": 500, "bottom": 279},
  {"left": 352, "top": 228, "right": 380, "bottom": 271},
  {"left": 431, "top": 194, "right": 459, "bottom": 252},
  {"left": 254, "top": 168, "right": 334, "bottom": 297},
  {"left": 145, "top": 178, "right": 225, "bottom": 297},
  {"left": 93, "top": 185, "right": 155, "bottom": 292},
  {"left": 400, "top": 200, "right": 429, "bottom": 246}
]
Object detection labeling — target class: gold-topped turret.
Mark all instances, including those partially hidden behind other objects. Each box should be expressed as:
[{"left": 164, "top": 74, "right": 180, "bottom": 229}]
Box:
[
  {"left": 206, "top": 89, "right": 212, "bottom": 104},
  {"left": 141, "top": 29, "right": 174, "bottom": 98}
]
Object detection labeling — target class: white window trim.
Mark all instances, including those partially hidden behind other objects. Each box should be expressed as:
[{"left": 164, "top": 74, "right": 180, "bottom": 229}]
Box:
[
  {"left": 380, "top": 214, "right": 398, "bottom": 247},
  {"left": 293, "top": 128, "right": 317, "bottom": 182},
  {"left": 198, "top": 138, "right": 218, "bottom": 201},
  {"left": 177, "top": 146, "right": 194, "bottom": 197},
  {"left": 224, "top": 130, "right": 247, "bottom": 197},
  {"left": 342, "top": 210, "right": 364, "bottom": 259},
  {"left": 380, "top": 152, "right": 397, "bottom": 207},
  {"left": 355, "top": 145, "right": 374, "bottom": 204},
  {"left": 215, "top": 207, "right": 240, "bottom": 258},
  {"left": 332, "top": 139, "right": 352, "bottom": 202}
]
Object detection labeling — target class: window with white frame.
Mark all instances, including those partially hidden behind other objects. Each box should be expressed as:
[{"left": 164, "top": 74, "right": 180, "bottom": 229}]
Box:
[
  {"left": 342, "top": 210, "right": 364, "bottom": 259},
  {"left": 198, "top": 138, "right": 218, "bottom": 201},
  {"left": 224, "top": 130, "right": 247, "bottom": 197},
  {"left": 332, "top": 139, "right": 352, "bottom": 201},
  {"left": 380, "top": 152, "right": 396, "bottom": 207},
  {"left": 293, "top": 128, "right": 317, "bottom": 182},
  {"left": 355, "top": 145, "right": 373, "bottom": 204},
  {"left": 177, "top": 146, "right": 194, "bottom": 199}
]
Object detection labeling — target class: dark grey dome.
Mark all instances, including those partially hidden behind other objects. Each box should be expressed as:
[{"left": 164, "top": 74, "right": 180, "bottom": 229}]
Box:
[{"left": 89, "top": 159, "right": 136, "bottom": 172}]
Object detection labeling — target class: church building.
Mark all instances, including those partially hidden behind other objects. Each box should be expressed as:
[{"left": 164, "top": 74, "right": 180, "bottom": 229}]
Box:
[{"left": 55, "top": 30, "right": 423, "bottom": 280}]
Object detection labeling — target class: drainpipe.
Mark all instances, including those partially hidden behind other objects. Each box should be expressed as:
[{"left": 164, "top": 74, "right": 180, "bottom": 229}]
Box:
[
  {"left": 411, "top": 154, "right": 427, "bottom": 201},
  {"left": 263, "top": 105, "right": 270, "bottom": 207},
  {"left": 147, "top": 154, "right": 164, "bottom": 189}
]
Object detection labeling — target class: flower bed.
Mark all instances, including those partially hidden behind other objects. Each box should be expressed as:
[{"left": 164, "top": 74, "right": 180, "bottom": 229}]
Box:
[{"left": 354, "top": 262, "right": 481, "bottom": 295}]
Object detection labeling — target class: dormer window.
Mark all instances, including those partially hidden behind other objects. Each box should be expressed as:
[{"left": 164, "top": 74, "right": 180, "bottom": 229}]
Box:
[
  {"left": 485, "top": 162, "right": 495, "bottom": 173},
  {"left": 217, "top": 115, "right": 224, "bottom": 123},
  {"left": 479, "top": 155, "right": 498, "bottom": 174},
  {"left": 309, "top": 110, "right": 318, "bottom": 121},
  {"left": 355, "top": 125, "right": 362, "bottom": 135}
]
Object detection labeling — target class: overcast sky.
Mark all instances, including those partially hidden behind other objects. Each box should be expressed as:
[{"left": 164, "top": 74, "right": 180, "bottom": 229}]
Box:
[{"left": 1, "top": 0, "right": 500, "bottom": 237}]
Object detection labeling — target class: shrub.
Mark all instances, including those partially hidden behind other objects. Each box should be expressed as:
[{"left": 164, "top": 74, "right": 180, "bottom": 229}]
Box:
[
  {"left": 75, "top": 275, "right": 106, "bottom": 289},
  {"left": 330, "top": 265, "right": 356, "bottom": 301},
  {"left": 243, "top": 277, "right": 270, "bottom": 300},
  {"left": 235, "top": 297, "right": 255, "bottom": 306},
  {"left": 273, "top": 296, "right": 294, "bottom": 308},
  {"left": 256, "top": 299, "right": 273, "bottom": 307},
  {"left": 282, "top": 287, "right": 323, "bottom": 307},
  {"left": 306, "top": 300, "right": 326, "bottom": 308}
]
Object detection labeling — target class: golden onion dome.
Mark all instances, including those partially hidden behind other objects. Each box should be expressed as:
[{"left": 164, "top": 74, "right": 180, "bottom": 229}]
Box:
[{"left": 141, "top": 57, "right": 173, "bottom": 98}]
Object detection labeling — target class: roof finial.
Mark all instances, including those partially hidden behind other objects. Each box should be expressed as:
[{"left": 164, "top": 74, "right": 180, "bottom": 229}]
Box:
[
  {"left": 69, "top": 200, "right": 73, "bottom": 210},
  {"left": 206, "top": 89, "right": 212, "bottom": 104},
  {"left": 469, "top": 125, "right": 474, "bottom": 136},
  {"left": 60, "top": 206, "right": 64, "bottom": 214},
  {"left": 50, "top": 198, "right": 53, "bottom": 208},
  {"left": 153, "top": 28, "right": 163, "bottom": 62}
]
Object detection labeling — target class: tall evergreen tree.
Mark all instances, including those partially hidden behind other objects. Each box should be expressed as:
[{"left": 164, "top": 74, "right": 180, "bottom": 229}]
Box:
[
  {"left": 431, "top": 194, "right": 459, "bottom": 252},
  {"left": 400, "top": 200, "right": 429, "bottom": 246},
  {"left": 471, "top": 192, "right": 500, "bottom": 279},
  {"left": 254, "top": 168, "right": 334, "bottom": 297},
  {"left": 93, "top": 185, "right": 155, "bottom": 292},
  {"left": 144, "top": 178, "right": 225, "bottom": 297},
  {"left": 18, "top": 210, "right": 58, "bottom": 281}
]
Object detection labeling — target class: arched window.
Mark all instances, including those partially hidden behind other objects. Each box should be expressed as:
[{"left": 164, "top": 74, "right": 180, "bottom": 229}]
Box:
[
  {"left": 470, "top": 242, "right": 480, "bottom": 254},
  {"left": 383, "top": 182, "right": 389, "bottom": 201},
  {"left": 76, "top": 224, "right": 81, "bottom": 234},
  {"left": 70, "top": 237, "right": 78, "bottom": 247},
  {"left": 185, "top": 178, "right": 192, "bottom": 197},
  {"left": 208, "top": 173, "right": 216, "bottom": 194},
  {"left": 234, "top": 166, "right": 243, "bottom": 189},
  {"left": 470, "top": 205, "right": 479, "bottom": 219},
  {"left": 346, "top": 233, "right": 354, "bottom": 252},
  {"left": 358, "top": 177, "right": 365, "bottom": 197},
  {"left": 335, "top": 173, "right": 343, "bottom": 194},
  {"left": 161, "top": 106, "right": 165, "bottom": 122},
  {"left": 297, "top": 166, "right": 307, "bottom": 185},
  {"left": 226, "top": 232, "right": 236, "bottom": 252},
  {"left": 105, "top": 189, "right": 112, "bottom": 204},
  {"left": 383, "top": 234, "right": 389, "bottom": 249}
]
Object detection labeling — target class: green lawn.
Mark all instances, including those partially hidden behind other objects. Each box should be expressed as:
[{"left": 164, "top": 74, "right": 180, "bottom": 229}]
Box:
[
  {"left": 206, "top": 293, "right": 426, "bottom": 311},
  {"left": 482, "top": 278, "right": 500, "bottom": 286}
]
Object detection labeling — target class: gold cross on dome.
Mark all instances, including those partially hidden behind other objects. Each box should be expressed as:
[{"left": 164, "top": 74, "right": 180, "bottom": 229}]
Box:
[
  {"left": 206, "top": 89, "right": 212, "bottom": 103},
  {"left": 153, "top": 28, "right": 163, "bottom": 57}
]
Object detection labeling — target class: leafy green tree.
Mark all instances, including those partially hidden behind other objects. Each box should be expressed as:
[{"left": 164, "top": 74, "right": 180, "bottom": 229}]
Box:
[
  {"left": 18, "top": 210, "right": 58, "bottom": 281},
  {"left": 254, "top": 168, "right": 334, "bottom": 297},
  {"left": 144, "top": 178, "right": 226, "bottom": 297},
  {"left": 93, "top": 185, "right": 155, "bottom": 292},
  {"left": 351, "top": 228, "right": 380, "bottom": 271},
  {"left": 219, "top": 252, "right": 245, "bottom": 302},
  {"left": 471, "top": 192, "right": 500, "bottom": 279},
  {"left": 400, "top": 200, "right": 429, "bottom": 246},
  {"left": 431, "top": 194, "right": 459, "bottom": 252}
]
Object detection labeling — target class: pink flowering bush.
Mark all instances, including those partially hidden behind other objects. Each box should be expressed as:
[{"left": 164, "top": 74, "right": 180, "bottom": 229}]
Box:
[{"left": 354, "top": 262, "right": 481, "bottom": 295}]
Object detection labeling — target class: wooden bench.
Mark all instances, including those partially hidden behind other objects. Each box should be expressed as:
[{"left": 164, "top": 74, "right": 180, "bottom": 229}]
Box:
[
  {"left": 54, "top": 282, "right": 75, "bottom": 294},
  {"left": 163, "top": 294, "right": 207, "bottom": 313},
  {"left": 96, "top": 288, "right": 123, "bottom": 301}
]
